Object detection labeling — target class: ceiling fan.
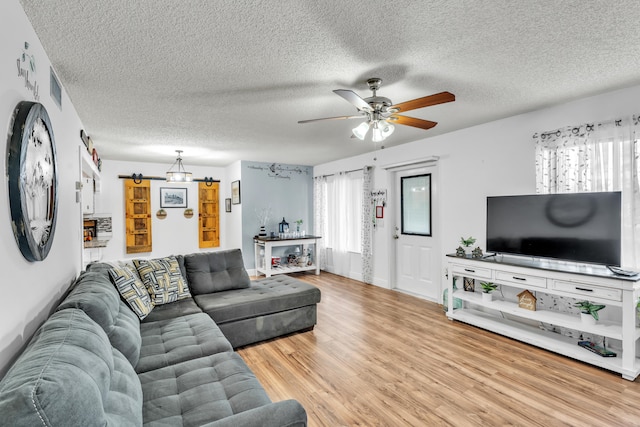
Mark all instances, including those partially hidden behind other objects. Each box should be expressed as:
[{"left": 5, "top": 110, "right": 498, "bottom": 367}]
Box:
[{"left": 298, "top": 78, "right": 455, "bottom": 142}]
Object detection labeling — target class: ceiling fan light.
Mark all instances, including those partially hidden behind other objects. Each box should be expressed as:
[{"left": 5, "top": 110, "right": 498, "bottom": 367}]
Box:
[
  {"left": 352, "top": 122, "right": 370, "bottom": 140},
  {"left": 372, "top": 127, "right": 383, "bottom": 143},
  {"left": 380, "top": 121, "right": 395, "bottom": 138}
]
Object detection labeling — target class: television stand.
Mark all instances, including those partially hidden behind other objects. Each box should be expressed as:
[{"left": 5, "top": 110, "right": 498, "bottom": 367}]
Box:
[{"left": 446, "top": 254, "right": 640, "bottom": 380}]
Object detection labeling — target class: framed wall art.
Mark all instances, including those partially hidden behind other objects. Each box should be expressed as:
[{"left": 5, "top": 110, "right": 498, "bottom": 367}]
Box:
[
  {"left": 225, "top": 198, "right": 232, "bottom": 212},
  {"left": 231, "top": 180, "right": 241, "bottom": 204},
  {"left": 7, "top": 101, "right": 58, "bottom": 261},
  {"left": 160, "top": 187, "right": 187, "bottom": 208}
]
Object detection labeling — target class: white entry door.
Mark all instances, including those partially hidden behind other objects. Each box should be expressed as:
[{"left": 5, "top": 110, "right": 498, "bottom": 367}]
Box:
[{"left": 393, "top": 166, "right": 439, "bottom": 301}]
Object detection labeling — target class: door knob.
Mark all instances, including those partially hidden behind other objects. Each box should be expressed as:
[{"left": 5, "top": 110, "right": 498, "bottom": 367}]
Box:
[{"left": 393, "top": 234, "right": 399, "bottom": 240}]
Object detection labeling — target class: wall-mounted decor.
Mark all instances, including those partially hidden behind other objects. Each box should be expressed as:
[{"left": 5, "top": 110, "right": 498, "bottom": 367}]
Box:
[
  {"left": 156, "top": 209, "right": 167, "bottom": 219},
  {"left": 184, "top": 208, "right": 194, "bottom": 218},
  {"left": 16, "top": 42, "right": 40, "bottom": 101},
  {"left": 225, "top": 198, "right": 232, "bottom": 212},
  {"left": 7, "top": 101, "right": 58, "bottom": 261},
  {"left": 160, "top": 187, "right": 187, "bottom": 208},
  {"left": 231, "top": 180, "right": 241, "bottom": 204},
  {"left": 375, "top": 206, "right": 384, "bottom": 218}
]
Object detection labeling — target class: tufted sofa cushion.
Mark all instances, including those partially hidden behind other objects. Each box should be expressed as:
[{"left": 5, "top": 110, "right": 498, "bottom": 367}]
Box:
[
  {"left": 194, "top": 275, "right": 321, "bottom": 324},
  {"left": 184, "top": 249, "right": 250, "bottom": 294},
  {"left": 136, "top": 313, "right": 233, "bottom": 373},
  {"left": 57, "top": 271, "right": 142, "bottom": 366},
  {"left": 142, "top": 297, "right": 203, "bottom": 322},
  {"left": 0, "top": 309, "right": 143, "bottom": 427},
  {"left": 139, "top": 352, "right": 278, "bottom": 426}
]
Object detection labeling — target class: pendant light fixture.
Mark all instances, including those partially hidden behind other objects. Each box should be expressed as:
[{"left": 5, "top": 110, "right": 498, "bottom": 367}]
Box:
[{"left": 166, "top": 150, "right": 192, "bottom": 182}]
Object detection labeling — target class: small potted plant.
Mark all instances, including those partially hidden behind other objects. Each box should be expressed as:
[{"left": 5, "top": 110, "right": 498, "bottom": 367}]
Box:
[
  {"left": 295, "top": 219, "right": 303, "bottom": 232},
  {"left": 460, "top": 236, "right": 476, "bottom": 256},
  {"left": 480, "top": 281, "right": 498, "bottom": 302},
  {"left": 575, "top": 300, "right": 606, "bottom": 325}
]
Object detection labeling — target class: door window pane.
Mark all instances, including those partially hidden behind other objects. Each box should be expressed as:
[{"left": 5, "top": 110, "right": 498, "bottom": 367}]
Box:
[{"left": 401, "top": 174, "right": 431, "bottom": 236}]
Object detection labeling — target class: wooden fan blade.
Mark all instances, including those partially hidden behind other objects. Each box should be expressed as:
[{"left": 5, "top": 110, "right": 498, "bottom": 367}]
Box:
[
  {"left": 388, "top": 115, "right": 438, "bottom": 130},
  {"left": 390, "top": 91, "right": 455, "bottom": 113},
  {"left": 298, "top": 115, "right": 363, "bottom": 124},
  {"left": 333, "top": 89, "right": 373, "bottom": 112}
]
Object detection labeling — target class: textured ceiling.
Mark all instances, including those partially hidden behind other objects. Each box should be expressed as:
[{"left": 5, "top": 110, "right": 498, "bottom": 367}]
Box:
[{"left": 18, "top": 0, "right": 640, "bottom": 167}]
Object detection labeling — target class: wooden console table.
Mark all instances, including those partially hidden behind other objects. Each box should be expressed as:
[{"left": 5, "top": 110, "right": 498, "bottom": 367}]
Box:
[
  {"left": 446, "top": 254, "right": 640, "bottom": 380},
  {"left": 254, "top": 236, "right": 321, "bottom": 278}
]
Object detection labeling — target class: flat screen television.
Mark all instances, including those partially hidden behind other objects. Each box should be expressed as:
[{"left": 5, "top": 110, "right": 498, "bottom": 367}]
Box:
[{"left": 486, "top": 192, "right": 621, "bottom": 266}]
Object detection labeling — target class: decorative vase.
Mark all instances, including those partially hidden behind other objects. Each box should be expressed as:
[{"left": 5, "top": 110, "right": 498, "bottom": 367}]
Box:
[
  {"left": 580, "top": 312, "right": 596, "bottom": 325},
  {"left": 482, "top": 292, "right": 493, "bottom": 302},
  {"left": 259, "top": 225, "right": 267, "bottom": 237},
  {"left": 443, "top": 279, "right": 463, "bottom": 312}
]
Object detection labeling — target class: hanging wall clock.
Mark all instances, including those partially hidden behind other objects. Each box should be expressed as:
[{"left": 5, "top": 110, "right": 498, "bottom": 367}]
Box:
[{"left": 7, "top": 101, "right": 58, "bottom": 261}]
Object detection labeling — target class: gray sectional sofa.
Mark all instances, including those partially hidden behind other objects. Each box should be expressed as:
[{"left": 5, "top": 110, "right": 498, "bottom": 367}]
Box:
[{"left": 0, "top": 249, "right": 320, "bottom": 426}]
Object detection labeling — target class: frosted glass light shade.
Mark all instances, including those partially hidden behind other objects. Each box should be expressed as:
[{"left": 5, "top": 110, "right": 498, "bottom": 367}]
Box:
[
  {"left": 166, "top": 171, "right": 193, "bottom": 182},
  {"left": 352, "top": 122, "right": 370, "bottom": 140}
]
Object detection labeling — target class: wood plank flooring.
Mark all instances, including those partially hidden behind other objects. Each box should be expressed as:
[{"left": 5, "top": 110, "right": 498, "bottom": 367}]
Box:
[{"left": 237, "top": 272, "right": 640, "bottom": 426}]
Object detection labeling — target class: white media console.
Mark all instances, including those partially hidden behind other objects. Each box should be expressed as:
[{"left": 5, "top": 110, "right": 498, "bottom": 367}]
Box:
[{"left": 446, "top": 254, "right": 640, "bottom": 380}]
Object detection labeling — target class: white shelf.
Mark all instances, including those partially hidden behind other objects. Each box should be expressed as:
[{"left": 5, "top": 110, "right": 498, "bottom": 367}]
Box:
[
  {"left": 447, "top": 255, "right": 640, "bottom": 381},
  {"left": 254, "top": 236, "right": 321, "bottom": 278},
  {"left": 448, "top": 308, "right": 640, "bottom": 380},
  {"left": 256, "top": 264, "right": 317, "bottom": 276},
  {"left": 453, "top": 290, "right": 624, "bottom": 340}
]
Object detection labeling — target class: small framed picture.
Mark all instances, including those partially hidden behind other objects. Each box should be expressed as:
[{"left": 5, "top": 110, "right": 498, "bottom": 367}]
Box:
[
  {"left": 231, "top": 180, "right": 241, "bottom": 204},
  {"left": 160, "top": 187, "right": 188, "bottom": 208},
  {"left": 225, "top": 198, "right": 232, "bottom": 212},
  {"left": 376, "top": 205, "right": 384, "bottom": 218}
]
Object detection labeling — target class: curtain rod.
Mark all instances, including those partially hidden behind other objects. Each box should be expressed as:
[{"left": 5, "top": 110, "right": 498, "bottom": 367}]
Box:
[
  {"left": 535, "top": 117, "right": 629, "bottom": 139},
  {"left": 315, "top": 166, "right": 371, "bottom": 179}
]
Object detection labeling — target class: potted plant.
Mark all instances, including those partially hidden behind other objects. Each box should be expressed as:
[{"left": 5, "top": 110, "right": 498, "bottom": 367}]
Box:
[
  {"left": 480, "top": 281, "right": 498, "bottom": 302},
  {"left": 575, "top": 300, "right": 606, "bottom": 325},
  {"left": 295, "top": 219, "right": 303, "bottom": 232},
  {"left": 460, "top": 236, "right": 476, "bottom": 255}
]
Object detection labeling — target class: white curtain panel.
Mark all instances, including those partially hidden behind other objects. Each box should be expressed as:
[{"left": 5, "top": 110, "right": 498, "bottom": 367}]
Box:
[
  {"left": 534, "top": 117, "right": 640, "bottom": 268},
  {"left": 361, "top": 166, "right": 374, "bottom": 284},
  {"left": 313, "top": 176, "right": 327, "bottom": 270}
]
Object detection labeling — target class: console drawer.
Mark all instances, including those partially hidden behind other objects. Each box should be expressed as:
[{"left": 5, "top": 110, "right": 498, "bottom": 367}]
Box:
[
  {"left": 494, "top": 270, "right": 547, "bottom": 289},
  {"left": 551, "top": 280, "right": 622, "bottom": 301},
  {"left": 451, "top": 264, "right": 492, "bottom": 280}
]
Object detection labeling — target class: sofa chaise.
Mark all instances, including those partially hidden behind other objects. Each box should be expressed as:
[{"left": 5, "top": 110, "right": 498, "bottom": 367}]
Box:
[{"left": 0, "top": 249, "right": 320, "bottom": 426}]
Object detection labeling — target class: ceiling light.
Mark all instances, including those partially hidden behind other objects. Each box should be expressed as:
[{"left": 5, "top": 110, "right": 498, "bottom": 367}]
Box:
[
  {"left": 372, "top": 120, "right": 395, "bottom": 142},
  {"left": 352, "top": 121, "right": 370, "bottom": 140},
  {"left": 166, "top": 150, "right": 193, "bottom": 182}
]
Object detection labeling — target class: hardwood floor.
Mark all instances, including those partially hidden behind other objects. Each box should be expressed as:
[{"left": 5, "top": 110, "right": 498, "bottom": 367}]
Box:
[{"left": 238, "top": 272, "right": 640, "bottom": 426}]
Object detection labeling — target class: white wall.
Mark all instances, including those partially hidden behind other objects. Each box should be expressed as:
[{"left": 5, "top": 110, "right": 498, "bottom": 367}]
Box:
[
  {"left": 0, "top": 0, "right": 87, "bottom": 375},
  {"left": 95, "top": 159, "right": 231, "bottom": 261},
  {"left": 315, "top": 84, "right": 640, "bottom": 299}
]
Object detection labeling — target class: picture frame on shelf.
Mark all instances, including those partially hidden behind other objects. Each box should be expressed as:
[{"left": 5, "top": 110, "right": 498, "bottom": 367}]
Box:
[
  {"left": 160, "top": 187, "right": 187, "bottom": 208},
  {"left": 225, "top": 198, "right": 232, "bottom": 212},
  {"left": 231, "top": 180, "right": 241, "bottom": 204}
]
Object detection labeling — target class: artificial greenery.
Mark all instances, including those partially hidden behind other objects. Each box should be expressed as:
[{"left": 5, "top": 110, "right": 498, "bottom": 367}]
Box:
[
  {"left": 460, "top": 236, "right": 476, "bottom": 247},
  {"left": 574, "top": 300, "right": 606, "bottom": 321},
  {"left": 480, "top": 281, "right": 498, "bottom": 294}
]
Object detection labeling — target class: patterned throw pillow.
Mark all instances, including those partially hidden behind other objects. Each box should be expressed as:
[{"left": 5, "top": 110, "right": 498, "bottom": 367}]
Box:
[
  {"left": 133, "top": 256, "right": 191, "bottom": 305},
  {"left": 108, "top": 265, "right": 153, "bottom": 319}
]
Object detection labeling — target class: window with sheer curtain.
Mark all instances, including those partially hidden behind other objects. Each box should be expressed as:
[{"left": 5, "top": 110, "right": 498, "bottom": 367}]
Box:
[
  {"left": 314, "top": 171, "right": 363, "bottom": 277},
  {"left": 325, "top": 171, "right": 363, "bottom": 253},
  {"left": 534, "top": 118, "right": 640, "bottom": 268}
]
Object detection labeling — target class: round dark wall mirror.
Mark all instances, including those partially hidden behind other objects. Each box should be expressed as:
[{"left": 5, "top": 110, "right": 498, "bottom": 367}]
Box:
[{"left": 7, "top": 101, "right": 58, "bottom": 261}]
